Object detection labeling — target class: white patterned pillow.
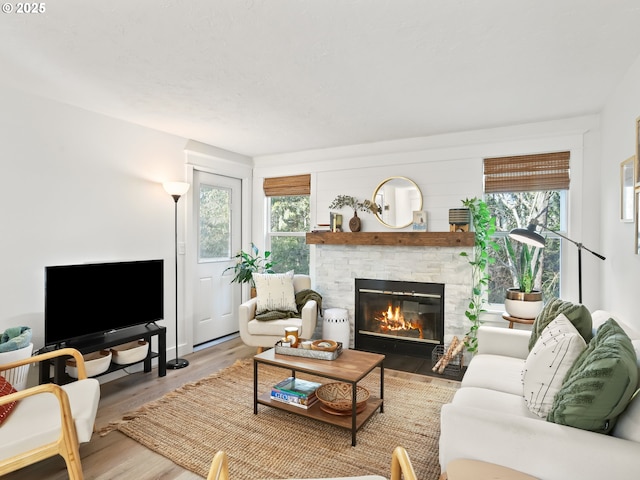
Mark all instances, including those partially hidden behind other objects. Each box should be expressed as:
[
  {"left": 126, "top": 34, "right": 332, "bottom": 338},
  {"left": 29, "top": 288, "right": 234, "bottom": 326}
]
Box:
[
  {"left": 522, "top": 313, "right": 587, "bottom": 418},
  {"left": 254, "top": 271, "right": 297, "bottom": 314}
]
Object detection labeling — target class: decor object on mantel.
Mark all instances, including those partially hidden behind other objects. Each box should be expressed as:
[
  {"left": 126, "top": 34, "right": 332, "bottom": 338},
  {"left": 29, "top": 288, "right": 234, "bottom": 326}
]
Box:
[
  {"left": 372, "top": 176, "right": 423, "bottom": 229},
  {"left": 459, "top": 198, "right": 499, "bottom": 353},
  {"left": 328, "top": 195, "right": 381, "bottom": 232},
  {"left": 448, "top": 208, "right": 470, "bottom": 232}
]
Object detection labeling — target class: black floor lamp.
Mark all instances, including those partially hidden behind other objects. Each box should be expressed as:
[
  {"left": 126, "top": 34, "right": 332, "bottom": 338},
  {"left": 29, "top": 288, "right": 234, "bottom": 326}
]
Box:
[
  {"left": 163, "top": 181, "right": 191, "bottom": 370},
  {"left": 509, "top": 220, "right": 605, "bottom": 304}
]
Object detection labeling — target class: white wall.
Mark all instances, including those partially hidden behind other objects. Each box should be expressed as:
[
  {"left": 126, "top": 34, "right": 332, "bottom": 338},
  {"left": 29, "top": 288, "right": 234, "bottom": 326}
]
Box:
[
  {"left": 600, "top": 53, "right": 640, "bottom": 328},
  {"left": 253, "top": 115, "right": 603, "bottom": 319},
  {"left": 0, "top": 87, "right": 191, "bottom": 356}
]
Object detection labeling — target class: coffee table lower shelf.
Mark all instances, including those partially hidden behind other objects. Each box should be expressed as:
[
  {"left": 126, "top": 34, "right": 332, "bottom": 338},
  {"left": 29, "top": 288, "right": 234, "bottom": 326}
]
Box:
[{"left": 257, "top": 392, "right": 383, "bottom": 430}]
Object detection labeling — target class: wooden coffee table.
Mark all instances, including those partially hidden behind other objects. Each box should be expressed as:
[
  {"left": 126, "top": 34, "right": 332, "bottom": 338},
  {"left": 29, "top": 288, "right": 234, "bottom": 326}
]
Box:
[{"left": 253, "top": 348, "right": 385, "bottom": 446}]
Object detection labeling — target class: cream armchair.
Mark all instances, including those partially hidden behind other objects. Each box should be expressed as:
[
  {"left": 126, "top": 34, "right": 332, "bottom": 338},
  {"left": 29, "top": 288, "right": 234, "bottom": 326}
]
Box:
[
  {"left": 0, "top": 347, "right": 100, "bottom": 480},
  {"left": 239, "top": 274, "right": 318, "bottom": 352}
]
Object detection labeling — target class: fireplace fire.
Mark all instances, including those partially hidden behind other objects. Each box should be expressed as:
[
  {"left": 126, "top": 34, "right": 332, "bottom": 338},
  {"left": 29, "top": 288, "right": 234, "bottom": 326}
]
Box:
[
  {"left": 375, "top": 304, "right": 424, "bottom": 338},
  {"left": 355, "top": 278, "right": 444, "bottom": 357}
]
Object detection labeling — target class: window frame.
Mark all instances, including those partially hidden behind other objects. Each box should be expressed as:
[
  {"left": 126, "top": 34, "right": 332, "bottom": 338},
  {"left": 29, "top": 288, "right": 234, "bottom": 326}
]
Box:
[
  {"left": 483, "top": 152, "right": 571, "bottom": 309},
  {"left": 263, "top": 175, "right": 311, "bottom": 274}
]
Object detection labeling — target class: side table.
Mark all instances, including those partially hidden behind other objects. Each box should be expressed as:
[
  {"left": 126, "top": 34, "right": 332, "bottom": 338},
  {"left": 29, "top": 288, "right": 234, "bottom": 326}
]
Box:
[
  {"left": 502, "top": 312, "right": 535, "bottom": 329},
  {"left": 323, "top": 308, "right": 351, "bottom": 348}
]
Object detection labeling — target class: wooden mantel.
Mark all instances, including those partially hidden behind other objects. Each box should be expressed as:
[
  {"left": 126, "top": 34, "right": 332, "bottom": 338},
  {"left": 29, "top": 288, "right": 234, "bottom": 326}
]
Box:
[{"left": 306, "top": 231, "right": 474, "bottom": 247}]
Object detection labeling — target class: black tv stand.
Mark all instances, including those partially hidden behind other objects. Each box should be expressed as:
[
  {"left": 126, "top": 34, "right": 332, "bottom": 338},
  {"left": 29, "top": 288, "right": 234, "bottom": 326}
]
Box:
[{"left": 39, "top": 323, "right": 167, "bottom": 384}]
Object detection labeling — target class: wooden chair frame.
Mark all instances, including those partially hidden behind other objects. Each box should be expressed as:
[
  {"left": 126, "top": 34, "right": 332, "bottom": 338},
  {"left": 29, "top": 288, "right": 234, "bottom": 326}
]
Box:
[
  {"left": 0, "top": 348, "right": 91, "bottom": 480},
  {"left": 207, "top": 446, "right": 416, "bottom": 480}
]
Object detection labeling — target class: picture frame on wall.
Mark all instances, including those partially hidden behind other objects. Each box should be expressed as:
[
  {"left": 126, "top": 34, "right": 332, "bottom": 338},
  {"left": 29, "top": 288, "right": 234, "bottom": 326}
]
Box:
[
  {"left": 412, "top": 210, "right": 427, "bottom": 231},
  {"left": 621, "top": 156, "right": 635, "bottom": 222}
]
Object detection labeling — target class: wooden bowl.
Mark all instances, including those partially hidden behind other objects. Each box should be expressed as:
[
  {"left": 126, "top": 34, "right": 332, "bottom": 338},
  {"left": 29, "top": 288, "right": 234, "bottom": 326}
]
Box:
[
  {"left": 316, "top": 382, "right": 370, "bottom": 412},
  {"left": 311, "top": 339, "right": 338, "bottom": 352}
]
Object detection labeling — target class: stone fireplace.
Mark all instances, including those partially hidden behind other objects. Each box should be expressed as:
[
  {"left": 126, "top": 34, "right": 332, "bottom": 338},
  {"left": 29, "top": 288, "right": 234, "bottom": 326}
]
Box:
[
  {"left": 309, "top": 233, "right": 473, "bottom": 353},
  {"left": 355, "top": 278, "right": 444, "bottom": 357}
]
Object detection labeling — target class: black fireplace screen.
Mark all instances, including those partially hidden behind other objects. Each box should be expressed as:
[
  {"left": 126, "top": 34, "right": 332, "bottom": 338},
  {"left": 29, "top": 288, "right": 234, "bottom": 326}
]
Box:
[{"left": 355, "top": 279, "right": 444, "bottom": 357}]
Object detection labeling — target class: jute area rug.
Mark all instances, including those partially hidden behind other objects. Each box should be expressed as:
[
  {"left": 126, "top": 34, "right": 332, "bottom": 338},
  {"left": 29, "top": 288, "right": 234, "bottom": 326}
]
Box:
[{"left": 101, "top": 359, "right": 458, "bottom": 480}]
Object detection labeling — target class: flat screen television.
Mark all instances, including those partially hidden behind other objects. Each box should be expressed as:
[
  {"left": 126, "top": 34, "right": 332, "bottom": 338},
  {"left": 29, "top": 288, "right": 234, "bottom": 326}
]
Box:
[{"left": 44, "top": 259, "right": 164, "bottom": 346}]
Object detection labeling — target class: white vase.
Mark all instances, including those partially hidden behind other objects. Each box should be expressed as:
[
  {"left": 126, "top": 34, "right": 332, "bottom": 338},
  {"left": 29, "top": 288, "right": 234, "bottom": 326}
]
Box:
[{"left": 504, "top": 288, "right": 543, "bottom": 320}]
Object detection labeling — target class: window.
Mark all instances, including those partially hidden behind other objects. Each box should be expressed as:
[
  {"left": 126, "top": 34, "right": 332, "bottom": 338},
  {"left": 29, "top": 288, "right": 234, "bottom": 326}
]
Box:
[
  {"left": 264, "top": 175, "right": 311, "bottom": 274},
  {"left": 484, "top": 152, "right": 569, "bottom": 304},
  {"left": 199, "top": 184, "right": 231, "bottom": 261}
]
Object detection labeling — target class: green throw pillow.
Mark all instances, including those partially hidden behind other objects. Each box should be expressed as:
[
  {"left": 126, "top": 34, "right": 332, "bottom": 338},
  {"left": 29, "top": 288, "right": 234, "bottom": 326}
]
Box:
[
  {"left": 547, "top": 318, "right": 638, "bottom": 434},
  {"left": 528, "top": 298, "right": 593, "bottom": 351}
]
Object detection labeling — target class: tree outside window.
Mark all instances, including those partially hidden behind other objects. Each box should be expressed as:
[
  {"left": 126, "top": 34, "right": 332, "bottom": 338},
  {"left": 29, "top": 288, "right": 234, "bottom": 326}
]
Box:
[
  {"left": 268, "top": 195, "right": 310, "bottom": 274},
  {"left": 199, "top": 185, "right": 230, "bottom": 260},
  {"left": 486, "top": 191, "right": 562, "bottom": 304}
]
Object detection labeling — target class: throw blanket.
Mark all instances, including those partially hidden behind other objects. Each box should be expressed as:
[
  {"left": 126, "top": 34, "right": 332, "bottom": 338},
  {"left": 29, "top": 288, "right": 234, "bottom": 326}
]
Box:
[
  {"left": 255, "top": 289, "right": 322, "bottom": 321},
  {"left": 0, "top": 326, "right": 32, "bottom": 353}
]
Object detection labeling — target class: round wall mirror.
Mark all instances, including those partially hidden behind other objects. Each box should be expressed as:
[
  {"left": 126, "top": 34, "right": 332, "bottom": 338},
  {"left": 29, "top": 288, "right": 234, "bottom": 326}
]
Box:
[{"left": 372, "top": 176, "right": 423, "bottom": 229}]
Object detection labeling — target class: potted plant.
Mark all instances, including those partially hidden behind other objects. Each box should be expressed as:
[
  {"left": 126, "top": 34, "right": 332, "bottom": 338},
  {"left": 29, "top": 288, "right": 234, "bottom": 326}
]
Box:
[
  {"left": 223, "top": 243, "right": 275, "bottom": 295},
  {"left": 459, "top": 198, "right": 499, "bottom": 353},
  {"left": 328, "top": 195, "right": 381, "bottom": 232},
  {"left": 503, "top": 237, "right": 544, "bottom": 319}
]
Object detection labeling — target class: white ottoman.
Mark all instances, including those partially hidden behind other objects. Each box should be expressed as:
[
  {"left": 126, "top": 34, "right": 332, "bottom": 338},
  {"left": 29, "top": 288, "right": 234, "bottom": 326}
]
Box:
[{"left": 322, "top": 308, "right": 350, "bottom": 348}]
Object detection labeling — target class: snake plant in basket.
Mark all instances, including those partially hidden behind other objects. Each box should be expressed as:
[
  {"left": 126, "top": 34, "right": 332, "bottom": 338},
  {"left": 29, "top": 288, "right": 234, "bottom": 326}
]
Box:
[{"left": 503, "top": 236, "right": 544, "bottom": 319}]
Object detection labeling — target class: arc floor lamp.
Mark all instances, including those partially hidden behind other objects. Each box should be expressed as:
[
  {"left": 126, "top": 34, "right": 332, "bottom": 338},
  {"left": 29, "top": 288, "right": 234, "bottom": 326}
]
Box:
[
  {"left": 163, "top": 181, "right": 191, "bottom": 369},
  {"left": 509, "top": 220, "right": 605, "bottom": 304}
]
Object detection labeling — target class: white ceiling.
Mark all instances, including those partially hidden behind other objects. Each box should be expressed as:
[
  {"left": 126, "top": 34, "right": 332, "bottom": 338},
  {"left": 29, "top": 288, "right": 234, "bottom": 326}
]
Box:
[{"left": 2, "top": 1, "right": 640, "bottom": 157}]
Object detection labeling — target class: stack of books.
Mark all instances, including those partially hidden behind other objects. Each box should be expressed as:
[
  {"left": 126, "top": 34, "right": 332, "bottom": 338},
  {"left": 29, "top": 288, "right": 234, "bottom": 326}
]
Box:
[
  {"left": 270, "top": 376, "right": 322, "bottom": 409},
  {"left": 311, "top": 223, "right": 331, "bottom": 233}
]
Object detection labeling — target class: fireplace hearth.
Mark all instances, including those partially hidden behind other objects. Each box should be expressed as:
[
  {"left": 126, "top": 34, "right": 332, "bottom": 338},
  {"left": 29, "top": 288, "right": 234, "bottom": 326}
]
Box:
[{"left": 355, "top": 278, "right": 444, "bottom": 358}]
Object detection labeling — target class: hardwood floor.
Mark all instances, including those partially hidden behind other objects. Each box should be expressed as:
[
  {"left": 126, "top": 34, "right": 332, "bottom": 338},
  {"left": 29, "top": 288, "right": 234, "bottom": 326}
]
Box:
[{"left": 4, "top": 336, "right": 457, "bottom": 480}]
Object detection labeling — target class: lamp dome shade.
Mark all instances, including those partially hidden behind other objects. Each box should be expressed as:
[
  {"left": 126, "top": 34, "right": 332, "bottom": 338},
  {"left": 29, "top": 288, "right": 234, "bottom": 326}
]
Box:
[
  {"left": 162, "top": 182, "right": 190, "bottom": 197},
  {"left": 508, "top": 224, "right": 545, "bottom": 248}
]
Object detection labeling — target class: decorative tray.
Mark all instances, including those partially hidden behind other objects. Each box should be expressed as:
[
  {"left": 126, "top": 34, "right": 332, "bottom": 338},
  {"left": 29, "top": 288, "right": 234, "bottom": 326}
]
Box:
[{"left": 275, "top": 340, "right": 343, "bottom": 360}]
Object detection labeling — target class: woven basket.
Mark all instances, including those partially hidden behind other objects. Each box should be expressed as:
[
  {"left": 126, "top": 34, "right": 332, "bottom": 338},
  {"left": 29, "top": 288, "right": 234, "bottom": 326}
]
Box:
[{"left": 316, "top": 382, "right": 369, "bottom": 411}]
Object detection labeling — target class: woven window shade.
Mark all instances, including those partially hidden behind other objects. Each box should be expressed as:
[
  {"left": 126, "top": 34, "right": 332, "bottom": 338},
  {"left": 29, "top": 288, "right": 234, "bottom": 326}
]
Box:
[
  {"left": 263, "top": 174, "right": 311, "bottom": 196},
  {"left": 484, "top": 151, "right": 570, "bottom": 193}
]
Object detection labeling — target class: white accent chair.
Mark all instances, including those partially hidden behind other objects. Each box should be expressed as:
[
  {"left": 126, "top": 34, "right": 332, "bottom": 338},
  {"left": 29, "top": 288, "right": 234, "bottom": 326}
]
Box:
[
  {"left": 0, "top": 347, "right": 101, "bottom": 480},
  {"left": 239, "top": 274, "right": 318, "bottom": 352}
]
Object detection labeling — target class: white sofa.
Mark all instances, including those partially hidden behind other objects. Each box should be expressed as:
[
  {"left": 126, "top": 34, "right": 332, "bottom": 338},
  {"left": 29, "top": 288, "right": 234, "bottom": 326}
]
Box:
[{"left": 439, "top": 310, "right": 640, "bottom": 480}]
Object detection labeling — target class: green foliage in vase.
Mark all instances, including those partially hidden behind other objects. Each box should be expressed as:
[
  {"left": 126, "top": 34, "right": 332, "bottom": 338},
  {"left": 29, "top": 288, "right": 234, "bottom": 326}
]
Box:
[
  {"left": 459, "top": 198, "right": 500, "bottom": 352},
  {"left": 223, "top": 243, "right": 275, "bottom": 286},
  {"left": 328, "top": 195, "right": 381, "bottom": 214},
  {"left": 504, "top": 237, "right": 542, "bottom": 293}
]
